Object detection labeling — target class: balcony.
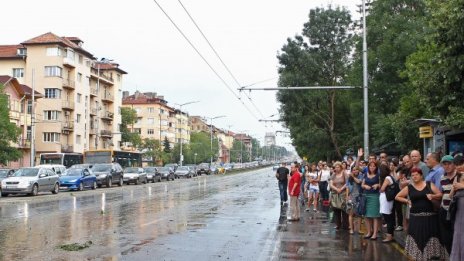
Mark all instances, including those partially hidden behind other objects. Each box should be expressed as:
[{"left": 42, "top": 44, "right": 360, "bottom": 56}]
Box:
[
  {"left": 89, "top": 127, "right": 96, "bottom": 135},
  {"left": 62, "top": 121, "right": 74, "bottom": 134},
  {"left": 61, "top": 144, "right": 74, "bottom": 153},
  {"left": 101, "top": 111, "right": 114, "bottom": 121},
  {"left": 63, "top": 57, "right": 76, "bottom": 68},
  {"left": 90, "top": 87, "right": 98, "bottom": 97},
  {"left": 9, "top": 111, "right": 20, "bottom": 120},
  {"left": 101, "top": 92, "right": 113, "bottom": 103},
  {"left": 17, "top": 139, "right": 31, "bottom": 149},
  {"left": 63, "top": 79, "right": 75, "bottom": 90},
  {"left": 90, "top": 68, "right": 114, "bottom": 85},
  {"left": 100, "top": 130, "right": 112, "bottom": 138},
  {"left": 90, "top": 107, "right": 98, "bottom": 116},
  {"left": 62, "top": 100, "right": 75, "bottom": 111}
]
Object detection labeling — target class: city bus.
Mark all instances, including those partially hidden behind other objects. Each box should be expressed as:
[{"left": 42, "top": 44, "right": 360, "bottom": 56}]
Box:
[
  {"left": 83, "top": 150, "right": 142, "bottom": 168},
  {"left": 39, "top": 153, "right": 83, "bottom": 168}
]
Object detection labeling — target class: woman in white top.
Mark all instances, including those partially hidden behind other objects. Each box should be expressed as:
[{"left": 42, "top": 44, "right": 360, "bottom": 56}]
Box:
[
  {"left": 379, "top": 164, "right": 395, "bottom": 243},
  {"left": 305, "top": 163, "right": 320, "bottom": 212},
  {"left": 318, "top": 162, "right": 331, "bottom": 202}
]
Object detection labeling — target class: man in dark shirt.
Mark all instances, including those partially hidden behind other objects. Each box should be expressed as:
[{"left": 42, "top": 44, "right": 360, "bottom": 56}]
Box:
[{"left": 276, "top": 162, "right": 290, "bottom": 206}]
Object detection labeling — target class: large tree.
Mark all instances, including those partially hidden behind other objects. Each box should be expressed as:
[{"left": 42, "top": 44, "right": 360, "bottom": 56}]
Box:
[
  {"left": 277, "top": 6, "right": 354, "bottom": 160},
  {"left": 120, "top": 107, "right": 141, "bottom": 148},
  {"left": 0, "top": 84, "right": 21, "bottom": 165}
]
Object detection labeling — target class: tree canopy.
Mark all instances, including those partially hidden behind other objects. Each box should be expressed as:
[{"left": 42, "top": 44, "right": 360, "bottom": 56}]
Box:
[{"left": 0, "top": 84, "right": 21, "bottom": 165}]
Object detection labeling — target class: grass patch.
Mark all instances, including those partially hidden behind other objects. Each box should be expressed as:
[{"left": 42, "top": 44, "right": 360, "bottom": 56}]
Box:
[{"left": 58, "top": 241, "right": 93, "bottom": 251}]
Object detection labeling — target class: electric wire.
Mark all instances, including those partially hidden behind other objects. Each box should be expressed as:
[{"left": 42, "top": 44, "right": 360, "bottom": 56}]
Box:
[
  {"left": 152, "top": 0, "right": 259, "bottom": 121},
  {"left": 177, "top": 0, "right": 265, "bottom": 119}
]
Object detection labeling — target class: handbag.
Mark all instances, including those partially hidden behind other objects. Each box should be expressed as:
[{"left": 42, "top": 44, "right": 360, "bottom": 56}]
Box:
[
  {"left": 426, "top": 181, "right": 441, "bottom": 212},
  {"left": 385, "top": 177, "right": 400, "bottom": 201},
  {"left": 330, "top": 192, "right": 346, "bottom": 210},
  {"left": 355, "top": 193, "right": 367, "bottom": 216}
]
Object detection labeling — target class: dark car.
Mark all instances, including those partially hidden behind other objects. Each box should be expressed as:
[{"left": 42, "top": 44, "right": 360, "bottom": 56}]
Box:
[
  {"left": 175, "top": 166, "right": 194, "bottom": 178},
  {"left": 197, "top": 163, "right": 210, "bottom": 175},
  {"left": 157, "top": 167, "right": 175, "bottom": 181},
  {"left": 92, "top": 163, "right": 124, "bottom": 188},
  {"left": 143, "top": 167, "right": 162, "bottom": 183}
]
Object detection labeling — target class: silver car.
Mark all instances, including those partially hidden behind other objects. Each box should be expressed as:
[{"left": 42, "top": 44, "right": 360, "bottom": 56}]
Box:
[
  {"left": 1, "top": 167, "right": 60, "bottom": 197},
  {"left": 123, "top": 167, "right": 147, "bottom": 185}
]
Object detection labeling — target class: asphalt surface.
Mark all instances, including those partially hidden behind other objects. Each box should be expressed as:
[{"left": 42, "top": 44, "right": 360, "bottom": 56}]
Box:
[{"left": 0, "top": 167, "right": 409, "bottom": 261}]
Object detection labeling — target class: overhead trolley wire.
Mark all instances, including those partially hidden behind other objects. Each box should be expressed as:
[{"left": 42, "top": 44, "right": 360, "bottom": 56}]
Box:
[
  {"left": 177, "top": 0, "right": 266, "bottom": 119},
  {"left": 152, "top": 0, "right": 260, "bottom": 121}
]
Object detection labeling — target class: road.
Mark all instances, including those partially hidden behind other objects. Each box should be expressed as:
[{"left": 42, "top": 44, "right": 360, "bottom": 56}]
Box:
[{"left": 0, "top": 167, "right": 408, "bottom": 260}]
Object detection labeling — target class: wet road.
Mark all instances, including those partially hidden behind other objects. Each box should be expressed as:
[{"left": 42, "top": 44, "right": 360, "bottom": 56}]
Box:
[{"left": 0, "top": 167, "right": 409, "bottom": 260}]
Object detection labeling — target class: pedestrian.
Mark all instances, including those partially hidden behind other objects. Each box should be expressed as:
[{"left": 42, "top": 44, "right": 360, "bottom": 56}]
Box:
[
  {"left": 319, "top": 162, "right": 331, "bottom": 204},
  {"left": 347, "top": 166, "right": 363, "bottom": 234},
  {"left": 361, "top": 161, "right": 381, "bottom": 240},
  {"left": 400, "top": 154, "right": 413, "bottom": 231},
  {"left": 379, "top": 164, "right": 395, "bottom": 243},
  {"left": 329, "top": 161, "right": 348, "bottom": 230},
  {"left": 288, "top": 163, "right": 302, "bottom": 221},
  {"left": 275, "top": 162, "right": 290, "bottom": 206},
  {"left": 410, "top": 150, "right": 430, "bottom": 179},
  {"left": 450, "top": 172, "right": 464, "bottom": 261},
  {"left": 438, "top": 155, "right": 459, "bottom": 255},
  {"left": 395, "top": 167, "right": 447, "bottom": 260},
  {"left": 391, "top": 160, "right": 404, "bottom": 232},
  {"left": 305, "top": 163, "right": 320, "bottom": 212},
  {"left": 425, "top": 152, "right": 445, "bottom": 189}
]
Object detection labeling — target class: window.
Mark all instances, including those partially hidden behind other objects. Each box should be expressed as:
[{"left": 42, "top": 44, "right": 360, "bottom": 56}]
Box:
[
  {"left": 66, "top": 49, "right": 74, "bottom": 60},
  {"left": 76, "top": 135, "right": 81, "bottom": 145},
  {"left": 46, "top": 47, "right": 62, "bottom": 56},
  {"left": 43, "top": 132, "right": 60, "bottom": 142},
  {"left": 135, "top": 118, "right": 142, "bottom": 125},
  {"left": 17, "top": 48, "right": 27, "bottom": 56},
  {"left": 77, "top": 93, "right": 82, "bottom": 103},
  {"left": 117, "top": 74, "right": 121, "bottom": 82},
  {"left": 44, "top": 66, "right": 62, "bottom": 77},
  {"left": 43, "top": 110, "right": 60, "bottom": 121},
  {"left": 76, "top": 114, "right": 81, "bottom": 123},
  {"left": 133, "top": 128, "right": 141, "bottom": 134},
  {"left": 44, "top": 88, "right": 61, "bottom": 99},
  {"left": 147, "top": 118, "right": 155, "bottom": 124},
  {"left": 148, "top": 129, "right": 154, "bottom": 135},
  {"left": 77, "top": 73, "right": 82, "bottom": 82},
  {"left": 160, "top": 109, "right": 165, "bottom": 114},
  {"left": 147, "top": 107, "right": 155, "bottom": 113},
  {"left": 78, "top": 55, "right": 83, "bottom": 64},
  {"left": 12, "top": 68, "right": 24, "bottom": 78},
  {"left": 27, "top": 100, "right": 32, "bottom": 114}
]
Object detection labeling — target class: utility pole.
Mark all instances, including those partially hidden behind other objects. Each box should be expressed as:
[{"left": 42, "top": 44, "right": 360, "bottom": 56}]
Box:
[
  {"left": 30, "top": 70, "right": 35, "bottom": 166},
  {"left": 362, "top": 0, "right": 370, "bottom": 159}
]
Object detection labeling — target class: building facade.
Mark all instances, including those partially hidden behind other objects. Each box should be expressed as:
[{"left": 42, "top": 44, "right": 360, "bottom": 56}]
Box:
[{"left": 0, "top": 32, "right": 125, "bottom": 164}]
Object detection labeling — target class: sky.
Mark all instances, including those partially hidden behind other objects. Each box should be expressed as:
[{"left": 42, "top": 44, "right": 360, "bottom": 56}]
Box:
[{"left": 2, "top": 0, "right": 359, "bottom": 152}]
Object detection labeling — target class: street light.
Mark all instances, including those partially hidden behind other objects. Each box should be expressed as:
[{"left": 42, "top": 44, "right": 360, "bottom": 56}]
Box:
[
  {"left": 194, "top": 153, "right": 197, "bottom": 165},
  {"left": 205, "top": 115, "right": 226, "bottom": 166},
  {"left": 177, "top": 101, "right": 199, "bottom": 166}
]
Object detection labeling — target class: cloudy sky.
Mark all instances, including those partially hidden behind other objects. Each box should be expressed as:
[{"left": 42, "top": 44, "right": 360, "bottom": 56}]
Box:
[{"left": 3, "top": 0, "right": 359, "bottom": 151}]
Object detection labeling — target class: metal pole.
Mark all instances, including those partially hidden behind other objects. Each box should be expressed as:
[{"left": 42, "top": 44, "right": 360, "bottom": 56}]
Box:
[
  {"left": 30, "top": 70, "right": 35, "bottom": 166},
  {"left": 96, "top": 63, "right": 100, "bottom": 149},
  {"left": 362, "top": 0, "right": 369, "bottom": 159},
  {"left": 179, "top": 107, "right": 183, "bottom": 167},
  {"left": 210, "top": 118, "right": 213, "bottom": 166},
  {"left": 240, "top": 135, "right": 243, "bottom": 164}
]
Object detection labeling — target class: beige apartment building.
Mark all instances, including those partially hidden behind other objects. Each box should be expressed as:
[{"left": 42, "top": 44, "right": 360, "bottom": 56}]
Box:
[
  {"left": 0, "top": 32, "right": 125, "bottom": 165},
  {"left": 0, "top": 76, "right": 42, "bottom": 168},
  {"left": 121, "top": 91, "right": 191, "bottom": 148}
]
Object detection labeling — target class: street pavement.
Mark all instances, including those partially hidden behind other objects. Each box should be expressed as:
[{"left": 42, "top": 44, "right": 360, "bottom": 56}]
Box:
[{"left": 0, "top": 167, "right": 409, "bottom": 260}]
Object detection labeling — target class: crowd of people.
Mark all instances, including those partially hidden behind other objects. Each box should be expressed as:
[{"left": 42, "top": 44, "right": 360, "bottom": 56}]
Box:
[{"left": 275, "top": 149, "right": 464, "bottom": 261}]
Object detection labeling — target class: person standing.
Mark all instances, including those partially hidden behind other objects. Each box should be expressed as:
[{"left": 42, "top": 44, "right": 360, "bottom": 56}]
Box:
[
  {"left": 329, "top": 162, "right": 348, "bottom": 230},
  {"left": 450, "top": 172, "right": 464, "bottom": 261},
  {"left": 305, "top": 163, "right": 320, "bottom": 212},
  {"left": 276, "top": 162, "right": 290, "bottom": 206},
  {"left": 288, "top": 163, "right": 302, "bottom": 221},
  {"left": 379, "top": 164, "right": 395, "bottom": 243},
  {"left": 410, "top": 150, "right": 429, "bottom": 179},
  {"left": 425, "top": 152, "right": 445, "bottom": 189},
  {"left": 319, "top": 162, "right": 331, "bottom": 204},
  {"left": 362, "top": 162, "right": 381, "bottom": 240},
  {"left": 395, "top": 167, "right": 446, "bottom": 260}
]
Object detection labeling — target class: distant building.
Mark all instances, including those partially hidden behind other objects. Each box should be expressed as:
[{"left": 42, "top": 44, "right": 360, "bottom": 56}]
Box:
[{"left": 265, "top": 132, "right": 276, "bottom": 146}]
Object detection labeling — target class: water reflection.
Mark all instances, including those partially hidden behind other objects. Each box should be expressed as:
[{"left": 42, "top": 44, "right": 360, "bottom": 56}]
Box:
[{"left": 101, "top": 192, "right": 106, "bottom": 213}]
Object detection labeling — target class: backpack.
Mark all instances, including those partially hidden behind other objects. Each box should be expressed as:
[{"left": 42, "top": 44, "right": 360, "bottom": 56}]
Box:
[{"left": 385, "top": 177, "right": 400, "bottom": 201}]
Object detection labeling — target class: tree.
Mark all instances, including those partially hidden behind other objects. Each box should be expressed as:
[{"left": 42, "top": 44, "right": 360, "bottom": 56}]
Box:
[
  {"left": 0, "top": 84, "right": 21, "bottom": 165},
  {"left": 163, "top": 136, "right": 171, "bottom": 153},
  {"left": 277, "top": 6, "right": 354, "bottom": 160},
  {"left": 120, "top": 107, "right": 141, "bottom": 148},
  {"left": 405, "top": 0, "right": 464, "bottom": 128},
  {"left": 140, "top": 138, "right": 161, "bottom": 165}
]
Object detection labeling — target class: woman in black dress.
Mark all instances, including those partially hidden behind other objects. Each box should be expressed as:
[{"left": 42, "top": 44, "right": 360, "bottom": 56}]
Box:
[{"left": 395, "top": 167, "right": 447, "bottom": 260}]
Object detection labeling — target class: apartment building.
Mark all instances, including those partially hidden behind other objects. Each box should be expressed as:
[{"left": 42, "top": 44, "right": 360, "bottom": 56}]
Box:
[
  {"left": 0, "top": 32, "right": 125, "bottom": 164},
  {"left": 121, "top": 91, "right": 191, "bottom": 148},
  {"left": 0, "top": 76, "right": 42, "bottom": 168}
]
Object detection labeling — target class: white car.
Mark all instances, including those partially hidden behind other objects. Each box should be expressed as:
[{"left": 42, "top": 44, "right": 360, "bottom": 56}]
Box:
[
  {"left": 1, "top": 167, "right": 60, "bottom": 196},
  {"left": 123, "top": 167, "right": 147, "bottom": 185},
  {"left": 35, "top": 164, "right": 66, "bottom": 176}
]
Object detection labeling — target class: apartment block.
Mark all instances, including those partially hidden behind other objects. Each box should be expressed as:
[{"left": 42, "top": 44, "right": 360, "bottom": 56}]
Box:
[
  {"left": 0, "top": 76, "right": 42, "bottom": 168},
  {"left": 0, "top": 32, "right": 125, "bottom": 164},
  {"left": 121, "top": 91, "right": 191, "bottom": 148}
]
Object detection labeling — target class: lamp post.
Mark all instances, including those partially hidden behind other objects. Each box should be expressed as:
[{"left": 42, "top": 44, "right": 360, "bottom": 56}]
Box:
[
  {"left": 177, "top": 101, "right": 199, "bottom": 167},
  {"left": 362, "top": 0, "right": 370, "bottom": 159},
  {"left": 206, "top": 115, "right": 226, "bottom": 166},
  {"left": 194, "top": 153, "right": 197, "bottom": 165}
]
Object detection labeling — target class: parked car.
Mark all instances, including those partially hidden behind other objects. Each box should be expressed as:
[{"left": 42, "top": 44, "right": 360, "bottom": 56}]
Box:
[
  {"left": 70, "top": 163, "right": 93, "bottom": 171},
  {"left": 209, "top": 164, "right": 219, "bottom": 175},
  {"left": 184, "top": 164, "right": 198, "bottom": 176},
  {"left": 0, "top": 168, "right": 15, "bottom": 192},
  {"left": 164, "top": 163, "right": 178, "bottom": 172},
  {"left": 92, "top": 163, "right": 124, "bottom": 188},
  {"left": 157, "top": 167, "right": 175, "bottom": 181},
  {"left": 59, "top": 168, "right": 97, "bottom": 191},
  {"left": 143, "top": 167, "right": 162, "bottom": 183},
  {"left": 1, "top": 167, "right": 60, "bottom": 197},
  {"left": 223, "top": 164, "right": 233, "bottom": 171},
  {"left": 272, "top": 164, "right": 280, "bottom": 171},
  {"left": 197, "top": 163, "right": 210, "bottom": 175},
  {"left": 123, "top": 167, "right": 147, "bottom": 185},
  {"left": 35, "top": 164, "right": 66, "bottom": 176},
  {"left": 175, "top": 166, "right": 194, "bottom": 178}
]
